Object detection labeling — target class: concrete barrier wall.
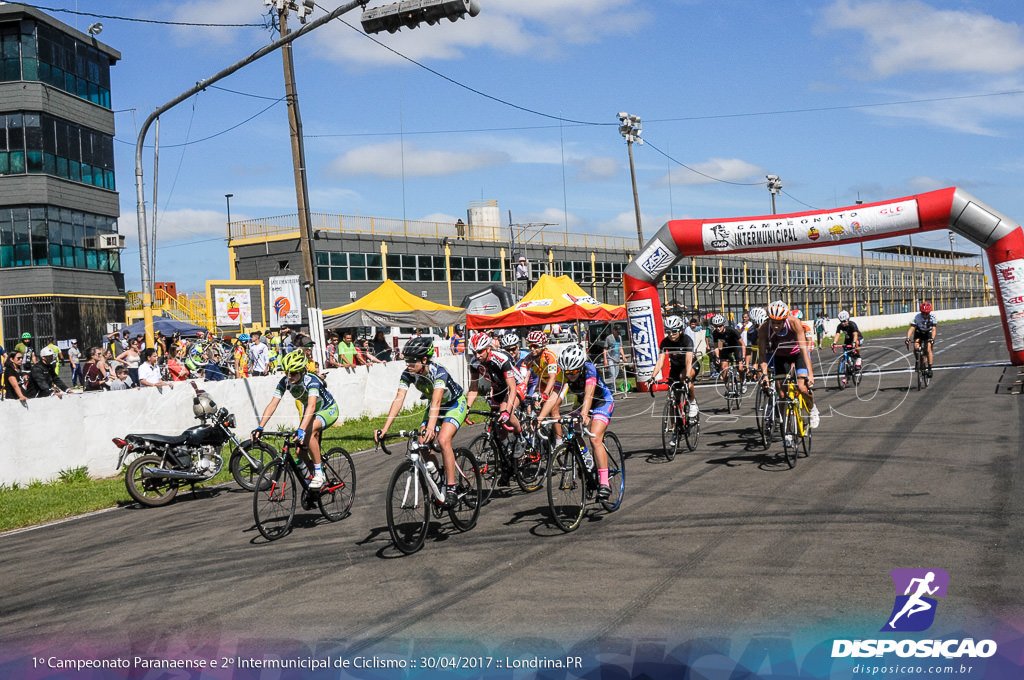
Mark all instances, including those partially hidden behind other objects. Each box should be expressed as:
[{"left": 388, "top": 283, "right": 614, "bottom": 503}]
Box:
[
  {"left": 0, "top": 355, "right": 467, "bottom": 487},
  {"left": 819, "top": 305, "right": 998, "bottom": 337}
]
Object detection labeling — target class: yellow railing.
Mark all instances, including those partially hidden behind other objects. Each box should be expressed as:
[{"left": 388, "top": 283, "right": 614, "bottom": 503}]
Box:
[{"left": 125, "top": 290, "right": 216, "bottom": 330}]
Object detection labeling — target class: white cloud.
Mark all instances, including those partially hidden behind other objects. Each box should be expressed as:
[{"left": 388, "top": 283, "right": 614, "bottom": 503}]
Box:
[
  {"left": 572, "top": 156, "right": 619, "bottom": 182},
  {"left": 167, "top": 1, "right": 269, "bottom": 47},
  {"left": 859, "top": 78, "right": 1024, "bottom": 135},
  {"left": 310, "top": 0, "right": 649, "bottom": 66},
  {"left": 327, "top": 141, "right": 509, "bottom": 177},
  {"left": 653, "top": 158, "right": 764, "bottom": 187},
  {"left": 821, "top": 0, "right": 1024, "bottom": 77},
  {"left": 122, "top": 208, "right": 232, "bottom": 244}
]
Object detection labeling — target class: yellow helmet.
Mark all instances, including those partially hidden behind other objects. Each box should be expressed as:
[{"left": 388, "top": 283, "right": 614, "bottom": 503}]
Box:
[{"left": 281, "top": 349, "right": 307, "bottom": 373}]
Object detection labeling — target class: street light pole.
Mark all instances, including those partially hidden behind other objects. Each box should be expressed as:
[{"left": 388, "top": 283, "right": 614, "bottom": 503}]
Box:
[
  {"left": 225, "top": 193, "right": 233, "bottom": 279},
  {"left": 766, "top": 175, "right": 783, "bottom": 304},
  {"left": 618, "top": 112, "right": 644, "bottom": 247}
]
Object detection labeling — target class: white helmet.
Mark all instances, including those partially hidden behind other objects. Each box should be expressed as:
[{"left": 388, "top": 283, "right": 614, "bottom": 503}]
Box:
[
  {"left": 469, "top": 333, "right": 493, "bottom": 353},
  {"left": 558, "top": 344, "right": 587, "bottom": 372},
  {"left": 500, "top": 332, "right": 520, "bottom": 350},
  {"left": 711, "top": 314, "right": 725, "bottom": 327},
  {"left": 767, "top": 300, "right": 790, "bottom": 320},
  {"left": 749, "top": 307, "right": 767, "bottom": 325},
  {"left": 664, "top": 316, "right": 684, "bottom": 332},
  {"left": 838, "top": 310, "right": 850, "bottom": 322}
]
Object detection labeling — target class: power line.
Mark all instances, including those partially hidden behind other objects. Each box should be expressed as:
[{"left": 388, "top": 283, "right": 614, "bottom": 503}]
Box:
[
  {"left": 644, "top": 138, "right": 763, "bottom": 187},
  {"left": 20, "top": 3, "right": 267, "bottom": 27},
  {"left": 114, "top": 97, "right": 285, "bottom": 148}
]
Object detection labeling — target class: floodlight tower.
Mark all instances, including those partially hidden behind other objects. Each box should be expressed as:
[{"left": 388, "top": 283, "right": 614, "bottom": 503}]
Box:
[{"left": 618, "top": 112, "right": 644, "bottom": 247}]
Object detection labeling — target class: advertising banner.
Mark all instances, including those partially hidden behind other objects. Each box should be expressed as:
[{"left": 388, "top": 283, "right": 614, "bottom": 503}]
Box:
[
  {"left": 269, "top": 275, "right": 302, "bottom": 328},
  {"left": 213, "top": 289, "right": 252, "bottom": 326}
]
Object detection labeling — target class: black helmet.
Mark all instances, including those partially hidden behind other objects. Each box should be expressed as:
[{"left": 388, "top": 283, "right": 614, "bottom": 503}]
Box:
[{"left": 403, "top": 336, "right": 433, "bottom": 360}]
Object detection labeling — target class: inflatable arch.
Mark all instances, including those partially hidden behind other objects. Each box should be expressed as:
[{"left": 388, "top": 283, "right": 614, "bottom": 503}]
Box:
[{"left": 624, "top": 186, "right": 1024, "bottom": 382}]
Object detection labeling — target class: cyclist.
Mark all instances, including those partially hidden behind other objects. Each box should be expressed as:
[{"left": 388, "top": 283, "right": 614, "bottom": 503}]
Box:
[
  {"left": 647, "top": 315, "right": 699, "bottom": 448},
  {"left": 758, "top": 300, "right": 819, "bottom": 429},
  {"left": 251, "top": 349, "right": 339, "bottom": 489},
  {"left": 536, "top": 344, "right": 616, "bottom": 501},
  {"left": 906, "top": 301, "right": 938, "bottom": 377},
  {"left": 466, "top": 332, "right": 528, "bottom": 449},
  {"left": 831, "top": 310, "right": 862, "bottom": 375},
  {"left": 746, "top": 307, "right": 767, "bottom": 379},
  {"left": 523, "top": 329, "right": 566, "bottom": 444},
  {"left": 375, "top": 337, "right": 468, "bottom": 507},
  {"left": 710, "top": 313, "right": 745, "bottom": 396}
]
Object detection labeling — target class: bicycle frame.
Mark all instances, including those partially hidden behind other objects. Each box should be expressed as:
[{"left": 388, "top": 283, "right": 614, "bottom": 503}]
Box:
[{"left": 259, "top": 431, "right": 343, "bottom": 495}]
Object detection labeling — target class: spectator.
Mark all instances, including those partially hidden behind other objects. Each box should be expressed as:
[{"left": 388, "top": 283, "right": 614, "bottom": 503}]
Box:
[
  {"left": 25, "top": 346, "right": 67, "bottom": 399},
  {"left": 82, "top": 347, "right": 109, "bottom": 391},
  {"left": 116, "top": 337, "right": 142, "bottom": 386},
  {"left": 3, "top": 351, "right": 28, "bottom": 402},
  {"left": 14, "top": 332, "right": 36, "bottom": 365},
  {"left": 358, "top": 338, "right": 385, "bottom": 365},
  {"left": 515, "top": 256, "right": 530, "bottom": 281},
  {"left": 165, "top": 344, "right": 189, "bottom": 382},
  {"left": 68, "top": 339, "right": 83, "bottom": 388},
  {"left": 371, "top": 330, "right": 392, "bottom": 362},
  {"left": 138, "top": 348, "right": 172, "bottom": 388},
  {"left": 455, "top": 218, "right": 466, "bottom": 239},
  {"left": 205, "top": 339, "right": 227, "bottom": 381},
  {"left": 603, "top": 326, "right": 623, "bottom": 389},
  {"left": 232, "top": 335, "right": 251, "bottom": 378},
  {"left": 249, "top": 332, "right": 271, "bottom": 376},
  {"left": 107, "top": 329, "right": 129, "bottom": 356},
  {"left": 814, "top": 312, "right": 827, "bottom": 348},
  {"left": 109, "top": 365, "right": 134, "bottom": 390},
  {"left": 336, "top": 332, "right": 362, "bottom": 367},
  {"left": 103, "top": 348, "right": 120, "bottom": 376},
  {"left": 153, "top": 330, "right": 167, "bottom": 357},
  {"left": 325, "top": 334, "right": 341, "bottom": 368},
  {"left": 449, "top": 327, "right": 465, "bottom": 355},
  {"left": 45, "top": 341, "right": 62, "bottom": 378}
]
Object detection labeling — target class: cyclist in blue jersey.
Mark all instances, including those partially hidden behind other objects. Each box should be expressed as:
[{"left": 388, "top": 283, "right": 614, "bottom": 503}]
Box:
[
  {"left": 251, "top": 349, "right": 339, "bottom": 489},
  {"left": 375, "top": 337, "right": 469, "bottom": 507},
  {"left": 536, "top": 344, "right": 616, "bottom": 501}
]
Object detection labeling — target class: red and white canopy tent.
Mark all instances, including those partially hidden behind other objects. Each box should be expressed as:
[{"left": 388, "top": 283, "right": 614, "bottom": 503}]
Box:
[{"left": 466, "top": 274, "right": 626, "bottom": 330}]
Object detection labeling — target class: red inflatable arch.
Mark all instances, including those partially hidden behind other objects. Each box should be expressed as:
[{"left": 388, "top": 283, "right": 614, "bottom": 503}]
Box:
[{"left": 624, "top": 187, "right": 1024, "bottom": 382}]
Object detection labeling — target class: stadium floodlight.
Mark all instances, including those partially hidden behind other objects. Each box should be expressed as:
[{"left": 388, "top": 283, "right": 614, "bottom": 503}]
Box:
[{"left": 361, "top": 0, "right": 481, "bottom": 35}]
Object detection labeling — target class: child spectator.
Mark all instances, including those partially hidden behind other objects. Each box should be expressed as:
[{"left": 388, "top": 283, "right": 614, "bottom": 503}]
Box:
[{"left": 109, "top": 365, "right": 134, "bottom": 390}]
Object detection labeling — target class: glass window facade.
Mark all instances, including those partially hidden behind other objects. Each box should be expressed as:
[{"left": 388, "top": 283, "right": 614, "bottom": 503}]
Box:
[
  {"left": 0, "top": 112, "right": 114, "bottom": 189},
  {"left": 0, "top": 205, "right": 120, "bottom": 271},
  {"left": 315, "top": 251, "right": 506, "bottom": 283},
  {"left": 0, "top": 19, "right": 112, "bottom": 108}
]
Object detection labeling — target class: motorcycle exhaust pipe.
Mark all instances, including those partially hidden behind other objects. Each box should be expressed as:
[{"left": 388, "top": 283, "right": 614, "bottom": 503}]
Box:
[{"left": 140, "top": 467, "right": 207, "bottom": 482}]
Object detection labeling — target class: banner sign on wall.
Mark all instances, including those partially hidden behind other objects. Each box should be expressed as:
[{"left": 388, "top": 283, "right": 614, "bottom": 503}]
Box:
[
  {"left": 214, "top": 289, "right": 252, "bottom": 326},
  {"left": 269, "top": 275, "right": 302, "bottom": 327}
]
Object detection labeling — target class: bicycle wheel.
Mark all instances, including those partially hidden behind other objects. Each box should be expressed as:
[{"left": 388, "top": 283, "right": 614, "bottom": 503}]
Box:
[
  {"left": 448, "top": 448, "right": 482, "bottom": 532},
  {"left": 468, "top": 433, "right": 500, "bottom": 504},
  {"left": 760, "top": 397, "right": 775, "bottom": 450},
  {"left": 780, "top": 407, "right": 798, "bottom": 469},
  {"left": 836, "top": 357, "right": 847, "bottom": 390},
  {"left": 661, "top": 397, "right": 680, "bottom": 460},
  {"left": 600, "top": 432, "right": 625, "bottom": 512},
  {"left": 683, "top": 405, "right": 701, "bottom": 451},
  {"left": 386, "top": 461, "right": 429, "bottom": 555},
  {"left": 229, "top": 440, "right": 276, "bottom": 491},
  {"left": 317, "top": 447, "right": 356, "bottom": 522},
  {"left": 252, "top": 460, "right": 297, "bottom": 541},
  {"left": 514, "top": 431, "right": 547, "bottom": 493},
  {"left": 546, "top": 443, "right": 586, "bottom": 532},
  {"left": 125, "top": 454, "right": 179, "bottom": 507}
]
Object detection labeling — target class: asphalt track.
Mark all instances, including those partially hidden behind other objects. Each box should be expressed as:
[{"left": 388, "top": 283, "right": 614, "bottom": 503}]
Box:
[{"left": 1, "top": 317, "right": 1021, "bottom": 676}]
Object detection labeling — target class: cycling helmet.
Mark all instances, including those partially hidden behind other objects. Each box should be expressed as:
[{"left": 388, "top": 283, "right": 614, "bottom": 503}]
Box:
[
  {"left": 238, "top": 333, "right": 251, "bottom": 343},
  {"left": 838, "top": 310, "right": 850, "bottom": 322},
  {"left": 281, "top": 349, "right": 308, "bottom": 373},
  {"left": 558, "top": 344, "right": 587, "bottom": 372},
  {"left": 469, "top": 332, "right": 493, "bottom": 353},
  {"left": 920, "top": 302, "right": 933, "bottom": 314},
  {"left": 749, "top": 307, "right": 767, "bottom": 325},
  {"left": 403, "top": 336, "right": 433, "bottom": 360},
  {"left": 21, "top": 332, "right": 31, "bottom": 340},
  {"left": 664, "top": 315, "right": 684, "bottom": 332},
  {"left": 39, "top": 346, "right": 56, "bottom": 359},
  {"left": 767, "top": 300, "right": 790, "bottom": 320},
  {"left": 500, "top": 332, "right": 520, "bottom": 350},
  {"left": 792, "top": 309, "right": 803, "bottom": 320},
  {"left": 526, "top": 330, "right": 546, "bottom": 346},
  {"left": 711, "top": 313, "right": 725, "bottom": 327}
]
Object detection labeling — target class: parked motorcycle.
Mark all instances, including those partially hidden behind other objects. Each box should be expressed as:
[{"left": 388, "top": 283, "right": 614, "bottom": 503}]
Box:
[{"left": 113, "top": 382, "right": 274, "bottom": 507}]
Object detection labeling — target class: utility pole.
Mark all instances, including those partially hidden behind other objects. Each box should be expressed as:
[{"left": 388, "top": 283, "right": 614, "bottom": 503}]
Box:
[
  {"left": 275, "top": 4, "right": 319, "bottom": 310},
  {"left": 618, "top": 112, "right": 644, "bottom": 247},
  {"left": 767, "top": 175, "right": 784, "bottom": 304}
]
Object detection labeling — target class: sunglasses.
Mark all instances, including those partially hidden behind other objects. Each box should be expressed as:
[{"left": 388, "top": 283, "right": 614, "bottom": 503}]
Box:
[{"left": 528, "top": 344, "right": 543, "bottom": 350}]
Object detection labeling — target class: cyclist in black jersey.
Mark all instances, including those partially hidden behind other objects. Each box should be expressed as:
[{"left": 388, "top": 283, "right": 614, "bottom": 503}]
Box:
[
  {"left": 831, "top": 310, "right": 862, "bottom": 370},
  {"left": 709, "top": 313, "right": 746, "bottom": 394},
  {"left": 375, "top": 337, "right": 469, "bottom": 507},
  {"left": 647, "top": 315, "right": 699, "bottom": 448},
  {"left": 465, "top": 332, "right": 525, "bottom": 440},
  {"left": 906, "top": 301, "right": 938, "bottom": 377}
]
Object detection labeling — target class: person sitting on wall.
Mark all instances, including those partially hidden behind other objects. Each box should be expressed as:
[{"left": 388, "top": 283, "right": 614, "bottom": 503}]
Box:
[{"left": 25, "top": 346, "right": 67, "bottom": 399}]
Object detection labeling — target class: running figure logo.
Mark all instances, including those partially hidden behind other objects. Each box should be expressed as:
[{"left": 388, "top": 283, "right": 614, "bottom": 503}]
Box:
[{"left": 881, "top": 568, "right": 949, "bottom": 632}]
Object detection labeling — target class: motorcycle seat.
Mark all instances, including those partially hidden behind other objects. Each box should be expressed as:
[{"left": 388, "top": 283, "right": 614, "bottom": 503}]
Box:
[{"left": 129, "top": 433, "right": 190, "bottom": 446}]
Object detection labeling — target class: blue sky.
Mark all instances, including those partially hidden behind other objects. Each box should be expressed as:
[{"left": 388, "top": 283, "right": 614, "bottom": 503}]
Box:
[{"left": 32, "top": 0, "right": 1024, "bottom": 294}]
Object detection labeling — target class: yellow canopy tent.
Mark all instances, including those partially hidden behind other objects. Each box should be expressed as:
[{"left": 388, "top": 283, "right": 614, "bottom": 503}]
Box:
[
  {"left": 466, "top": 274, "right": 625, "bottom": 329},
  {"left": 321, "top": 279, "right": 466, "bottom": 329}
]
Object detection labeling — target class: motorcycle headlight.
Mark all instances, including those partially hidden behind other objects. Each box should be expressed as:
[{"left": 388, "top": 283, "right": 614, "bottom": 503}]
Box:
[{"left": 224, "top": 414, "right": 236, "bottom": 429}]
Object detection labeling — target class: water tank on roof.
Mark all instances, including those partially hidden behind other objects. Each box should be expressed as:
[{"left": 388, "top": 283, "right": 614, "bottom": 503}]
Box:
[{"left": 467, "top": 200, "right": 499, "bottom": 239}]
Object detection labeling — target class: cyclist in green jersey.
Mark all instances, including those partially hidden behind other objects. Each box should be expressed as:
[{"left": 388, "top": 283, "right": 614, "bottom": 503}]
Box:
[{"left": 251, "top": 349, "right": 339, "bottom": 489}]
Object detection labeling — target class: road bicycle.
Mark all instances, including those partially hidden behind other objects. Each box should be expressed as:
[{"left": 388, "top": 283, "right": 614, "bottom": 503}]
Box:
[
  {"left": 754, "top": 368, "right": 781, "bottom": 451},
  {"left": 649, "top": 379, "right": 699, "bottom": 459},
  {"left": 251, "top": 431, "right": 356, "bottom": 541},
  {"left": 466, "top": 406, "right": 547, "bottom": 503},
  {"left": 376, "top": 429, "right": 482, "bottom": 555},
  {"left": 775, "top": 370, "right": 812, "bottom": 469},
  {"left": 542, "top": 413, "right": 624, "bottom": 532},
  {"left": 906, "top": 338, "right": 933, "bottom": 390},
  {"left": 833, "top": 343, "right": 862, "bottom": 390},
  {"left": 713, "top": 356, "right": 746, "bottom": 412}
]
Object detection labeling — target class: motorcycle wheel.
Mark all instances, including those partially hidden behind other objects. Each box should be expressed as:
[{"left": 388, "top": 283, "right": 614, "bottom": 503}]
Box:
[
  {"left": 229, "top": 440, "right": 276, "bottom": 491},
  {"left": 125, "top": 454, "right": 179, "bottom": 507}
]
